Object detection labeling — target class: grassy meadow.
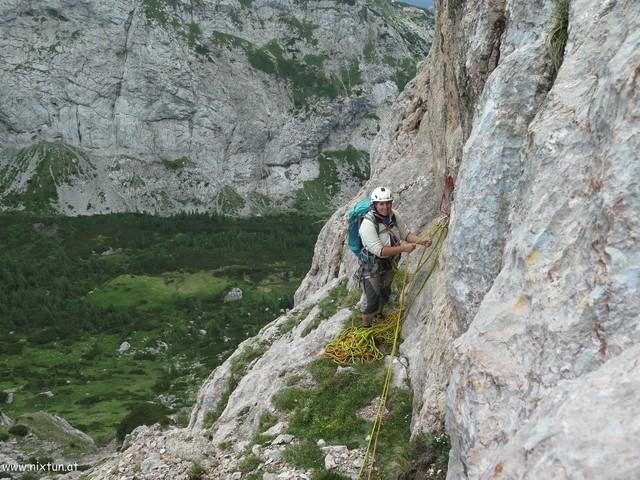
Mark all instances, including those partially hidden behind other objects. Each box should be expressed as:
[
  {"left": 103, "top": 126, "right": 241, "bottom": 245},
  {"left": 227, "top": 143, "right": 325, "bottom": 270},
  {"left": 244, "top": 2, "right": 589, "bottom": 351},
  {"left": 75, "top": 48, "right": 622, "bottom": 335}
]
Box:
[{"left": 0, "top": 212, "right": 322, "bottom": 445}]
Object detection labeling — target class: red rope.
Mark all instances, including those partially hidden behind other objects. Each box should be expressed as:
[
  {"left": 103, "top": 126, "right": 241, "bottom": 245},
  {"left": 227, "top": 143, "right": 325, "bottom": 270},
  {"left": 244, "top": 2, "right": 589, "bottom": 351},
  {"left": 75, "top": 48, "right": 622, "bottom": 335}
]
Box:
[{"left": 439, "top": 175, "right": 455, "bottom": 216}]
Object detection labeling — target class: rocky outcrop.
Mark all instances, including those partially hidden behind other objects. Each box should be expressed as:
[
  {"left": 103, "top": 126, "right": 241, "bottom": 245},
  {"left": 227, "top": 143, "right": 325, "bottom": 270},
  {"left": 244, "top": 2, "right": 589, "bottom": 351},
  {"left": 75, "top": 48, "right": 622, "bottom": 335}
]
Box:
[
  {"left": 92, "top": 278, "right": 354, "bottom": 479},
  {"left": 90, "top": 423, "right": 217, "bottom": 480},
  {"left": 0, "top": 411, "right": 101, "bottom": 479},
  {"left": 0, "top": 0, "right": 433, "bottom": 216},
  {"left": 188, "top": 279, "right": 346, "bottom": 444}
]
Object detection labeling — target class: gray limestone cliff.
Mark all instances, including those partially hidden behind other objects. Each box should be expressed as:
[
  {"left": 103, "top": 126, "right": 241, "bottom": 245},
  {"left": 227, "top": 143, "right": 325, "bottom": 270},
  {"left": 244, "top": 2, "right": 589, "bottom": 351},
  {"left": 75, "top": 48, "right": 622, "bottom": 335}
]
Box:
[
  {"left": 299, "top": 0, "right": 640, "bottom": 477},
  {"left": 0, "top": 0, "right": 433, "bottom": 216},
  {"left": 76, "top": 0, "right": 640, "bottom": 478}
]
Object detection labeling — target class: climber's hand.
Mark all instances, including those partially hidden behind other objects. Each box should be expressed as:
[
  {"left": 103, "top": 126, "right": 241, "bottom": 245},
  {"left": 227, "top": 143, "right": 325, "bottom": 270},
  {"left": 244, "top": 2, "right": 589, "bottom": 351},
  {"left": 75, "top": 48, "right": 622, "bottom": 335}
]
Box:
[{"left": 402, "top": 243, "right": 417, "bottom": 253}]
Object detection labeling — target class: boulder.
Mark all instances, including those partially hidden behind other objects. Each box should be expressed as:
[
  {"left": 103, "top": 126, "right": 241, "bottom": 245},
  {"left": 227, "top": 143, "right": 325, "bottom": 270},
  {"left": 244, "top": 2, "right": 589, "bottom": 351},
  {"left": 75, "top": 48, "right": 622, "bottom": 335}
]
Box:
[{"left": 223, "top": 288, "right": 243, "bottom": 303}]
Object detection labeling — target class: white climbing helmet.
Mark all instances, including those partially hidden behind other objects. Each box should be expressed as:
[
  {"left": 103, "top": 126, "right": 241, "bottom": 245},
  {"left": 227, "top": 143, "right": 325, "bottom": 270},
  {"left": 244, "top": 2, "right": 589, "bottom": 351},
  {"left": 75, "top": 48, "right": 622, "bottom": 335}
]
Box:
[{"left": 370, "top": 186, "right": 393, "bottom": 203}]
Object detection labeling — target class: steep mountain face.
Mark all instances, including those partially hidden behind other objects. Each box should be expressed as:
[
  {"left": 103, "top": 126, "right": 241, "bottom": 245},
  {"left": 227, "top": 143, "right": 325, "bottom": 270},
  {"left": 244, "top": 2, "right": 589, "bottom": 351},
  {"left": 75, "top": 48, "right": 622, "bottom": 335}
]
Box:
[
  {"left": 299, "top": 0, "right": 640, "bottom": 477},
  {"left": 0, "top": 0, "right": 433, "bottom": 216},
  {"left": 48, "top": 0, "right": 640, "bottom": 478}
]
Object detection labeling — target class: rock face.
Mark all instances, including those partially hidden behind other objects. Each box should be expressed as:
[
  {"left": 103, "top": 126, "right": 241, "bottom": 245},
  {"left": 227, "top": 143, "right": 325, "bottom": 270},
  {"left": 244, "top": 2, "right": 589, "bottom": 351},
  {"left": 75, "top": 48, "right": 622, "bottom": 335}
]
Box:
[
  {"left": 442, "top": 0, "right": 640, "bottom": 476},
  {"left": 0, "top": 411, "right": 99, "bottom": 476},
  {"left": 300, "top": 0, "right": 640, "bottom": 477},
  {"left": 0, "top": 0, "right": 433, "bottom": 216},
  {"left": 188, "top": 280, "right": 347, "bottom": 441}
]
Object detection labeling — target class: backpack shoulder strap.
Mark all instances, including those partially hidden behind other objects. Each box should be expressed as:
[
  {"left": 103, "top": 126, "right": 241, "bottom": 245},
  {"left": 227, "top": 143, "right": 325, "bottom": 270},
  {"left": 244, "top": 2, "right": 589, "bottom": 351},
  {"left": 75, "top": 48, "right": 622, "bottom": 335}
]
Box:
[{"left": 362, "top": 211, "right": 380, "bottom": 234}]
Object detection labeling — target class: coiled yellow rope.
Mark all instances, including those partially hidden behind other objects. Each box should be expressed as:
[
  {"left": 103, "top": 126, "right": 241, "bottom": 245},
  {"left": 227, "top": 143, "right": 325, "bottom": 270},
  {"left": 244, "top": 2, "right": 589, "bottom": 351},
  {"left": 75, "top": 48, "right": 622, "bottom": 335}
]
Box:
[{"left": 323, "top": 311, "right": 402, "bottom": 364}]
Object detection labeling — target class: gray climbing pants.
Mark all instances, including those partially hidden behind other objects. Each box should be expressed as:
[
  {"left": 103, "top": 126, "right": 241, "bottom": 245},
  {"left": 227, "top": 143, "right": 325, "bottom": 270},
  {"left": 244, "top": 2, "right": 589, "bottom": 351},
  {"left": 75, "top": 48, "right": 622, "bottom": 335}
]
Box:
[{"left": 360, "top": 261, "right": 395, "bottom": 315}]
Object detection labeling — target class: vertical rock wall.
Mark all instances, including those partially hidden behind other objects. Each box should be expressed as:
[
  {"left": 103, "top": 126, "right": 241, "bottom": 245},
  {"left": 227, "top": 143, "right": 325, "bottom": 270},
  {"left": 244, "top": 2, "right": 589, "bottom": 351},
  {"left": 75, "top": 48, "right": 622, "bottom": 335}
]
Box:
[{"left": 444, "top": 0, "right": 640, "bottom": 475}]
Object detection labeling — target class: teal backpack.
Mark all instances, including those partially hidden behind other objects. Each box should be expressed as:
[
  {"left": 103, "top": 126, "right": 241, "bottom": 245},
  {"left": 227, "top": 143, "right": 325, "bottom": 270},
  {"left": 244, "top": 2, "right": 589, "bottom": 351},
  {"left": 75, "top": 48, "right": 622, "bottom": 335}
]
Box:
[{"left": 347, "top": 199, "right": 378, "bottom": 263}]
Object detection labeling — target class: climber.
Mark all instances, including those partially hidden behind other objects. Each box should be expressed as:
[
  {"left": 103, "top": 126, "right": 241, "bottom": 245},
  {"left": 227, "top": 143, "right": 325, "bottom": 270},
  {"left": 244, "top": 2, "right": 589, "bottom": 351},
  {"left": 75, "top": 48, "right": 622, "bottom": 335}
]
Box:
[{"left": 358, "top": 186, "right": 431, "bottom": 327}]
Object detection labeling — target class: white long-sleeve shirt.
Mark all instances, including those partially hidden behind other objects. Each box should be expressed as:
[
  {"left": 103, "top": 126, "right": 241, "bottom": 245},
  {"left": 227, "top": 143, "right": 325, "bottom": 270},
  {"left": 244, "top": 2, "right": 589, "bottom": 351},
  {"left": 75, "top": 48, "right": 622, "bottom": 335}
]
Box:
[{"left": 358, "top": 211, "right": 410, "bottom": 258}]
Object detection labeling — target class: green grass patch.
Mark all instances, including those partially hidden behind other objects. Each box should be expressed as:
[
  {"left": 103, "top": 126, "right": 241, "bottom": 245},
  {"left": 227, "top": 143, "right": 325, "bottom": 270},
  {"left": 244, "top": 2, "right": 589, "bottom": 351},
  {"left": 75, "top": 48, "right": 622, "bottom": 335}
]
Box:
[
  {"left": 246, "top": 40, "right": 362, "bottom": 109},
  {"left": 228, "top": 9, "right": 243, "bottom": 28},
  {"left": 286, "top": 374, "right": 305, "bottom": 386},
  {"left": 116, "top": 402, "right": 171, "bottom": 443},
  {"left": 206, "top": 28, "right": 365, "bottom": 110},
  {"left": 374, "top": 389, "right": 414, "bottom": 478},
  {"left": 382, "top": 54, "right": 397, "bottom": 67},
  {"left": 303, "top": 54, "right": 327, "bottom": 68},
  {"left": 300, "top": 282, "right": 360, "bottom": 337},
  {"left": 188, "top": 462, "right": 206, "bottom": 480},
  {"left": 284, "top": 439, "right": 324, "bottom": 470},
  {"left": 257, "top": 411, "right": 278, "bottom": 433},
  {"left": 294, "top": 146, "right": 369, "bottom": 216},
  {"left": 88, "top": 272, "right": 230, "bottom": 310},
  {"left": 218, "top": 440, "right": 233, "bottom": 451},
  {"left": 300, "top": 281, "right": 360, "bottom": 336},
  {"left": 400, "top": 431, "right": 450, "bottom": 480},
  {"left": 548, "top": 0, "right": 570, "bottom": 75},
  {"left": 272, "top": 358, "right": 414, "bottom": 478},
  {"left": 141, "top": 1, "right": 210, "bottom": 57},
  {"left": 300, "top": 314, "right": 323, "bottom": 337},
  {"left": 272, "top": 387, "right": 310, "bottom": 412},
  {"left": 248, "top": 48, "right": 277, "bottom": 74},
  {"left": 278, "top": 304, "right": 315, "bottom": 335},
  {"left": 16, "top": 412, "right": 97, "bottom": 454},
  {"left": 142, "top": 0, "right": 178, "bottom": 27},
  {"left": 276, "top": 359, "right": 383, "bottom": 467},
  {"left": 324, "top": 146, "right": 370, "bottom": 184},
  {"left": 280, "top": 15, "right": 318, "bottom": 43},
  {"left": 363, "top": 39, "right": 378, "bottom": 63},
  {"left": 210, "top": 30, "right": 253, "bottom": 50},
  {"left": 8, "top": 424, "right": 29, "bottom": 437},
  {"left": 160, "top": 157, "right": 194, "bottom": 171},
  {"left": 294, "top": 155, "right": 338, "bottom": 217},
  {"left": 238, "top": 452, "right": 262, "bottom": 474},
  {"left": 1, "top": 142, "right": 92, "bottom": 213}
]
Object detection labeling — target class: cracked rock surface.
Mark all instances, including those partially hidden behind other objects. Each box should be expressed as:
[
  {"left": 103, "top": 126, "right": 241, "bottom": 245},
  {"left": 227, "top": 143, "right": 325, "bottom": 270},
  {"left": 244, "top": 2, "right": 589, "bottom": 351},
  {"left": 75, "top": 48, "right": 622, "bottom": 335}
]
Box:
[{"left": 0, "top": 0, "right": 433, "bottom": 215}]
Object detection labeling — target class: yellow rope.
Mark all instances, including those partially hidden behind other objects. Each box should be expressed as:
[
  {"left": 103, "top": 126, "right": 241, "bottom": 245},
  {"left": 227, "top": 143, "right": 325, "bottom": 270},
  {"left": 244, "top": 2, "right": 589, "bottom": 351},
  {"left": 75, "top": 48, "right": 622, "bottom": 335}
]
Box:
[
  {"left": 362, "top": 254, "right": 411, "bottom": 480},
  {"left": 324, "top": 312, "right": 401, "bottom": 364}
]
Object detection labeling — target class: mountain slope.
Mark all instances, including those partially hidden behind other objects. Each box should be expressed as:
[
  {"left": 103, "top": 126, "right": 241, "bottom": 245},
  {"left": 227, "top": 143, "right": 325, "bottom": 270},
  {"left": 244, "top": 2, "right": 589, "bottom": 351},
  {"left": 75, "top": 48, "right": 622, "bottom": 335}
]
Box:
[{"left": 0, "top": 0, "right": 433, "bottom": 216}]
